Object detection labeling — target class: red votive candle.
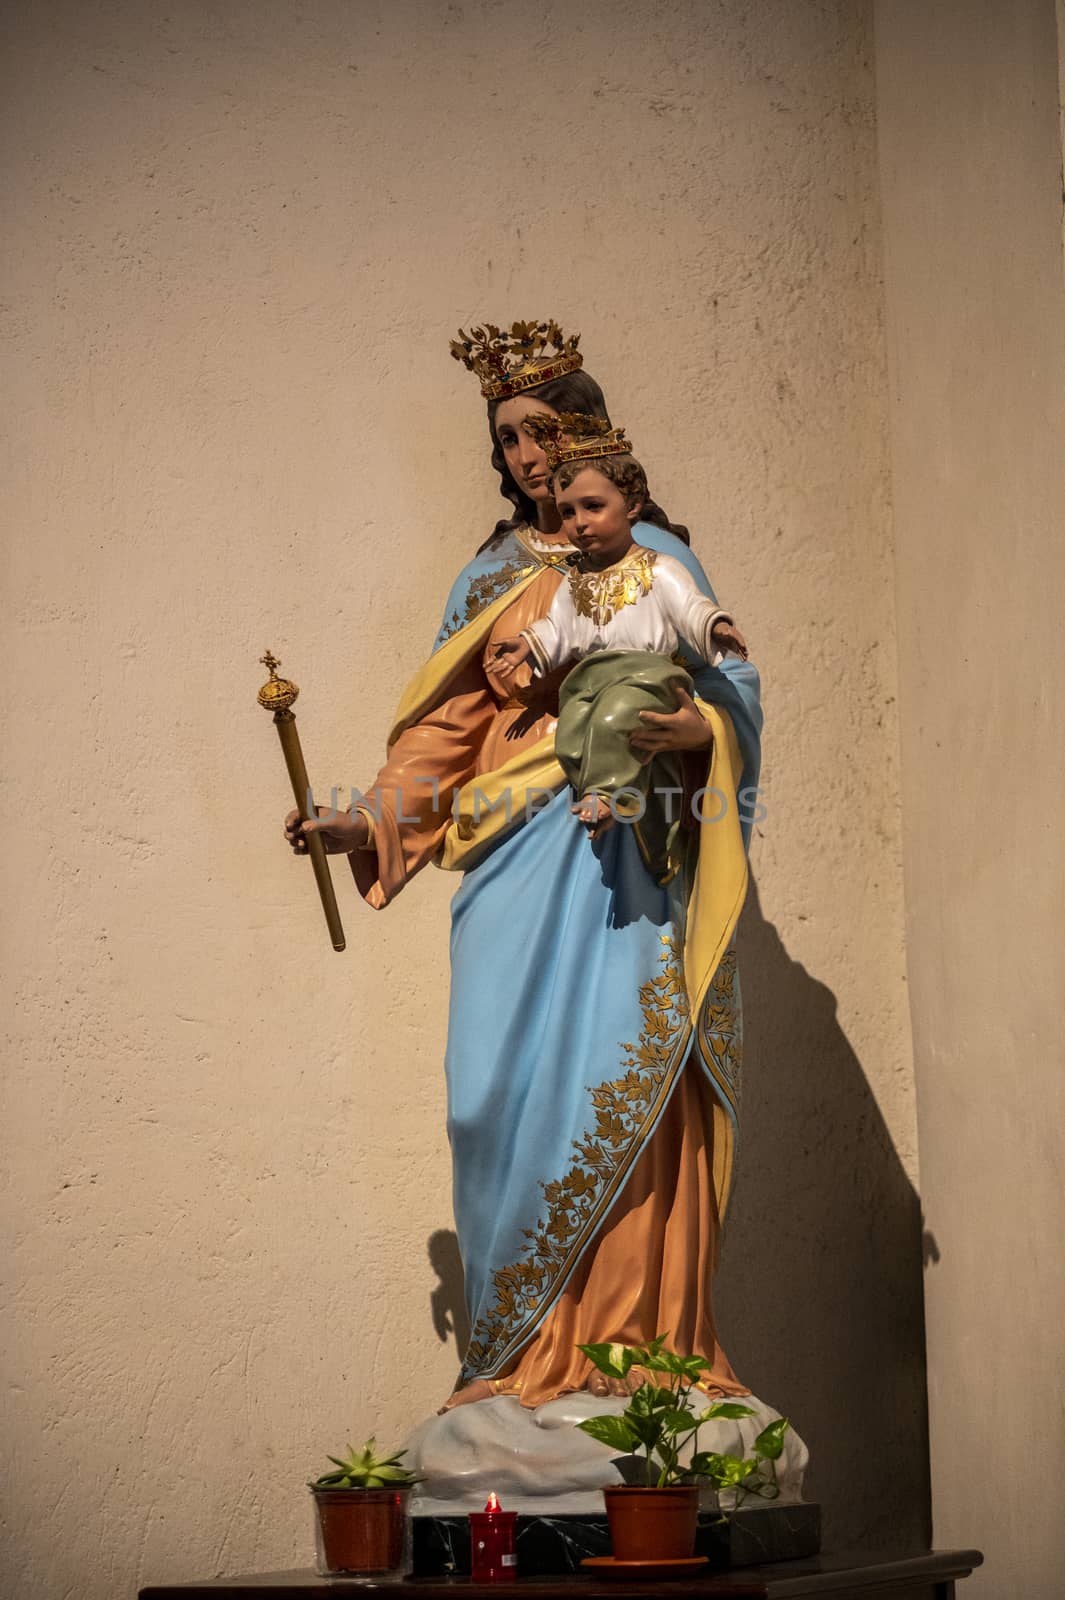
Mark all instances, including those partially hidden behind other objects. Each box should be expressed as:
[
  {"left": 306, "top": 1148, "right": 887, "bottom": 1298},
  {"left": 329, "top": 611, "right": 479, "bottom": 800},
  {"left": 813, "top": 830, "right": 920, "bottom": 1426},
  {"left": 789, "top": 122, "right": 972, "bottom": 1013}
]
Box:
[{"left": 468, "top": 1491, "right": 518, "bottom": 1581}]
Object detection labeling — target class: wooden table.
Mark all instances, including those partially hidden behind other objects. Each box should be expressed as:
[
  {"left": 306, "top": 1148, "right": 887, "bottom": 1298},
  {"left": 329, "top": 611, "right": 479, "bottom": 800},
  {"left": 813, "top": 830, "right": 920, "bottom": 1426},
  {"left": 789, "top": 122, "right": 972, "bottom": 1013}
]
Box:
[{"left": 140, "top": 1547, "right": 983, "bottom": 1599}]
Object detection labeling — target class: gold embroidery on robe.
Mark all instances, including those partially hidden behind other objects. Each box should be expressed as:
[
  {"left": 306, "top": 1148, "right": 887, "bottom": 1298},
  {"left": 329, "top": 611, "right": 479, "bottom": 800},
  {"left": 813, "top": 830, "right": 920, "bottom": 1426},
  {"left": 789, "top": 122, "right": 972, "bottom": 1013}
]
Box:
[
  {"left": 515, "top": 525, "right": 576, "bottom": 567},
  {"left": 459, "top": 1063, "right": 749, "bottom": 1409},
  {"left": 435, "top": 527, "right": 574, "bottom": 646},
  {"left": 568, "top": 548, "right": 657, "bottom": 627},
  {"left": 697, "top": 949, "right": 741, "bottom": 1121},
  {"left": 436, "top": 557, "right": 538, "bottom": 644},
  {"left": 463, "top": 934, "right": 691, "bottom": 1377}
]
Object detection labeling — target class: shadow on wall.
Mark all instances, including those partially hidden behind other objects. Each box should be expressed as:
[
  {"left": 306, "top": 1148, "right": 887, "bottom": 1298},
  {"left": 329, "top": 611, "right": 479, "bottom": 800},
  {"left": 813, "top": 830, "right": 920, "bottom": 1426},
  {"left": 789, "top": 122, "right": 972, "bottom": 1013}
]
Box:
[
  {"left": 428, "top": 1227, "right": 470, "bottom": 1393},
  {"left": 425, "top": 876, "right": 931, "bottom": 1553},
  {"left": 716, "top": 876, "right": 932, "bottom": 1552}
]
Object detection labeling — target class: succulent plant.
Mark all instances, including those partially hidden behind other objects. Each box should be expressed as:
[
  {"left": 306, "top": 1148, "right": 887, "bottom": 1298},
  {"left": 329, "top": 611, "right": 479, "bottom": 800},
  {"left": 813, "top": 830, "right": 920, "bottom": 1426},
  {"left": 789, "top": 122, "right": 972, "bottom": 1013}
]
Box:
[{"left": 310, "top": 1437, "right": 421, "bottom": 1490}]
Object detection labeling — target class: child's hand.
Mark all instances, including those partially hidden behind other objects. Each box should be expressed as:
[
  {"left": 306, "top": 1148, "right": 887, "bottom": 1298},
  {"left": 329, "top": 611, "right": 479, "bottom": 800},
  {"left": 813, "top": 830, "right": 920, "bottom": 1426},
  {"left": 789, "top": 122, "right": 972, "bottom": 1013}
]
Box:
[
  {"left": 711, "top": 618, "right": 748, "bottom": 660},
  {"left": 492, "top": 636, "right": 532, "bottom": 681}
]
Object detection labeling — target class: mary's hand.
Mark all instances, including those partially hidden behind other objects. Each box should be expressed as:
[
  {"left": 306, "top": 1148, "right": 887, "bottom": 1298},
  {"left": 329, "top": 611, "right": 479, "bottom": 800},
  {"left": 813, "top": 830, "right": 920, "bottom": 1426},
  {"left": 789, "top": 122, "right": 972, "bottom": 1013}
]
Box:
[
  {"left": 284, "top": 805, "right": 369, "bottom": 856},
  {"left": 629, "top": 686, "right": 713, "bottom": 762}
]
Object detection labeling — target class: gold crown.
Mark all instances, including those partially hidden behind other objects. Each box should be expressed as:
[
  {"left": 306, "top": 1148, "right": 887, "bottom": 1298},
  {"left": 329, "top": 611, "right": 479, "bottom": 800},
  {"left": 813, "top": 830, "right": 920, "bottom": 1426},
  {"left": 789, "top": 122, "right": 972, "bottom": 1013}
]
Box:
[
  {"left": 521, "top": 410, "right": 633, "bottom": 471},
  {"left": 450, "top": 320, "right": 583, "bottom": 400}
]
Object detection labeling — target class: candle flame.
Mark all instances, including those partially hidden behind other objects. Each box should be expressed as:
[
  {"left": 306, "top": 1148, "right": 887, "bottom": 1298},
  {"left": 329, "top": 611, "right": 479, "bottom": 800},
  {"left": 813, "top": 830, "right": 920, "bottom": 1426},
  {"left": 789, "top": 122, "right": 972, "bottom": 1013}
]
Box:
[{"left": 485, "top": 1492, "right": 501, "bottom": 1512}]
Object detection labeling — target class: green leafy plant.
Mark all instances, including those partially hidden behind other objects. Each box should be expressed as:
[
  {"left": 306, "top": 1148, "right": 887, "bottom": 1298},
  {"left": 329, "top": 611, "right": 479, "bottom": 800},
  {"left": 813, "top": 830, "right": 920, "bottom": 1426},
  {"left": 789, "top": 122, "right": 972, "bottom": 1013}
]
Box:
[
  {"left": 309, "top": 1437, "right": 421, "bottom": 1491},
  {"left": 577, "top": 1335, "right": 789, "bottom": 1503}
]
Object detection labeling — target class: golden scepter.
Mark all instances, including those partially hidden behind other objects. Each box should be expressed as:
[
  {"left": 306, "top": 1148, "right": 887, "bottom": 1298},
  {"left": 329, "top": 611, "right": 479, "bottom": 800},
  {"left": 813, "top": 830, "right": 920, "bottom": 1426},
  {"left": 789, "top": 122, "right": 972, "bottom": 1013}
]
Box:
[{"left": 257, "top": 650, "right": 346, "bottom": 952}]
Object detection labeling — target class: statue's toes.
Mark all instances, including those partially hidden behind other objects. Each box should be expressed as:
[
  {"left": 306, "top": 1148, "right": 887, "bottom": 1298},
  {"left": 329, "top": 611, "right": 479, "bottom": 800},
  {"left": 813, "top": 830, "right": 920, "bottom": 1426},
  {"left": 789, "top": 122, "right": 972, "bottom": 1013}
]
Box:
[{"left": 439, "top": 1379, "right": 496, "bottom": 1412}]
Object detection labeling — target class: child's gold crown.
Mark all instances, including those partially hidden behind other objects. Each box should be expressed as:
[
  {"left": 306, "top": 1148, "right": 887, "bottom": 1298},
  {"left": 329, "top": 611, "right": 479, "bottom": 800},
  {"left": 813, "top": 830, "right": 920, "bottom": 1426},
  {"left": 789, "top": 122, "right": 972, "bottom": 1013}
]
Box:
[
  {"left": 450, "top": 319, "right": 583, "bottom": 400},
  {"left": 521, "top": 410, "right": 633, "bottom": 471}
]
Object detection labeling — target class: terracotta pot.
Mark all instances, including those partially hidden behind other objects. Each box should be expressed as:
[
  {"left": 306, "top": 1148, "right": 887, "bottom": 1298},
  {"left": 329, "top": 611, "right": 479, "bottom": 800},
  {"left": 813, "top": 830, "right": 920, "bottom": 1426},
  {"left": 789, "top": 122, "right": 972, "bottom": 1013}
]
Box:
[
  {"left": 312, "top": 1486, "right": 411, "bottom": 1575},
  {"left": 602, "top": 1485, "right": 699, "bottom": 1561}
]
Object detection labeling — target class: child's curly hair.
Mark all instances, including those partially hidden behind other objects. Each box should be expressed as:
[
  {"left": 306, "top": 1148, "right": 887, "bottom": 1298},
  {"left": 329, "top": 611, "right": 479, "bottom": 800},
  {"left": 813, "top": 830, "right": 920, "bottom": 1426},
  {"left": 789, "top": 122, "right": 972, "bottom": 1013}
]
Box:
[{"left": 553, "top": 453, "right": 649, "bottom": 511}]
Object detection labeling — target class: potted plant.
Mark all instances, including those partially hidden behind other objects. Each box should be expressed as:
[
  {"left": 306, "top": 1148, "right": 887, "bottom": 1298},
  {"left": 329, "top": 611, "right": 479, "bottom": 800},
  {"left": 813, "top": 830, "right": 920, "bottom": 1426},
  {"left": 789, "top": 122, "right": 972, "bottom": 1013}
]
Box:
[
  {"left": 308, "top": 1437, "right": 420, "bottom": 1576},
  {"left": 577, "top": 1336, "right": 790, "bottom": 1562}
]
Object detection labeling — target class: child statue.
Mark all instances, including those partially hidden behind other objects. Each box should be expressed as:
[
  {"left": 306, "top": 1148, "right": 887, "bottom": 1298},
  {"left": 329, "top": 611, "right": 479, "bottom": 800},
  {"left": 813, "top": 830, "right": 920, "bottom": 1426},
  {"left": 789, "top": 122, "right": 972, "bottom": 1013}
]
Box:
[{"left": 493, "top": 412, "right": 748, "bottom": 883}]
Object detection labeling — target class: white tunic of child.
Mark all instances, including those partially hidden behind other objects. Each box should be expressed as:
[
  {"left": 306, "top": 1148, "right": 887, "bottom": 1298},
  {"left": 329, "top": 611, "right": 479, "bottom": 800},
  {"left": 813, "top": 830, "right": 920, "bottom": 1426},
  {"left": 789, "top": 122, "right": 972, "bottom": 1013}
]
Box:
[{"left": 520, "top": 547, "right": 733, "bottom": 675}]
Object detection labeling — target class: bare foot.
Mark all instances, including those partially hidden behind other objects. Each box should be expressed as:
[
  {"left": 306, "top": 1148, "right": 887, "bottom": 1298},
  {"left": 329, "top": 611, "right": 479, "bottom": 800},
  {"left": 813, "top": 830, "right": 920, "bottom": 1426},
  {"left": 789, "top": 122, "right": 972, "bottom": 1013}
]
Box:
[
  {"left": 572, "top": 794, "right": 616, "bottom": 839},
  {"left": 581, "top": 1370, "right": 637, "bottom": 1398},
  {"left": 439, "top": 1378, "right": 518, "bottom": 1413}
]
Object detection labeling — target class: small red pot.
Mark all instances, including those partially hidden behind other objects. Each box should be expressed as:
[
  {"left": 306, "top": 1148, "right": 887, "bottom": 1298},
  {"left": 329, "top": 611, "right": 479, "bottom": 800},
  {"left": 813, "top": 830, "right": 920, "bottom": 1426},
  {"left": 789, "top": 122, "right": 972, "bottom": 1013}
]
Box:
[
  {"left": 602, "top": 1485, "right": 699, "bottom": 1561},
  {"left": 312, "top": 1486, "right": 411, "bottom": 1575}
]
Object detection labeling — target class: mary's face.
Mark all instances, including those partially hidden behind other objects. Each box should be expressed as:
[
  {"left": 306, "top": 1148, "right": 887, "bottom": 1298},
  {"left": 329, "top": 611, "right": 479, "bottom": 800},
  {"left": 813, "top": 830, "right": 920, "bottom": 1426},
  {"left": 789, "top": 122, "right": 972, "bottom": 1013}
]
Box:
[{"left": 493, "top": 396, "right": 560, "bottom": 504}]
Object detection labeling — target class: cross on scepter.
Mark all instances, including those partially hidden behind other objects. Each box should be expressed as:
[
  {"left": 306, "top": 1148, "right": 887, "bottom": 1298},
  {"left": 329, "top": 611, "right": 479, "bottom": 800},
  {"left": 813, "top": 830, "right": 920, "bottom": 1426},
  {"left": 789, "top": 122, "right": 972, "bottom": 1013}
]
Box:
[{"left": 257, "top": 650, "right": 346, "bottom": 952}]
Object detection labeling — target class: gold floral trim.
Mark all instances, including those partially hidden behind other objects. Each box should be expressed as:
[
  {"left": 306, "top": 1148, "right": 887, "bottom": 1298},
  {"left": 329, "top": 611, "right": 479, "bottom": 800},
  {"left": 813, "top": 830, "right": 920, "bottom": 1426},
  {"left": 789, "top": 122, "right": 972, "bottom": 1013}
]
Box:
[
  {"left": 436, "top": 554, "right": 537, "bottom": 645},
  {"left": 463, "top": 933, "right": 691, "bottom": 1380},
  {"left": 568, "top": 548, "right": 657, "bottom": 627},
  {"left": 514, "top": 524, "right": 577, "bottom": 566},
  {"left": 435, "top": 529, "right": 575, "bottom": 648},
  {"left": 696, "top": 948, "right": 741, "bottom": 1120}
]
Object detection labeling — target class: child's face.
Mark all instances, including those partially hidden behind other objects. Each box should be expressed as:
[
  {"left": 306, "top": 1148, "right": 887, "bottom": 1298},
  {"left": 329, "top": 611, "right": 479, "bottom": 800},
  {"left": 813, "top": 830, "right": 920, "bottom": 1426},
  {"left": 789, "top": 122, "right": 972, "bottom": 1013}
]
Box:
[{"left": 555, "top": 466, "right": 638, "bottom": 567}]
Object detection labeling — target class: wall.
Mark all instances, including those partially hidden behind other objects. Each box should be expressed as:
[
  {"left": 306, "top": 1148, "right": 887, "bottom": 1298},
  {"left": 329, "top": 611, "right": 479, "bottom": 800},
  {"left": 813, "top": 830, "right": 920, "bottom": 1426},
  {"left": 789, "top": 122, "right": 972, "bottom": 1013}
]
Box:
[
  {"left": 2, "top": 3, "right": 919, "bottom": 1595},
  {"left": 874, "top": 2, "right": 1065, "bottom": 1595}
]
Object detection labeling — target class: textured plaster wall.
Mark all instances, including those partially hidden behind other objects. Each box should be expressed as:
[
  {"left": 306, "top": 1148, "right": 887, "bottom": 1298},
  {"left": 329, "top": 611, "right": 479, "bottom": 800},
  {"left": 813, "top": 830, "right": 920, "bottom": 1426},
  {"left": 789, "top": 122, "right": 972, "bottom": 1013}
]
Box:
[
  {"left": 2, "top": 3, "right": 919, "bottom": 1595},
  {"left": 874, "top": 4, "right": 1065, "bottom": 1596}
]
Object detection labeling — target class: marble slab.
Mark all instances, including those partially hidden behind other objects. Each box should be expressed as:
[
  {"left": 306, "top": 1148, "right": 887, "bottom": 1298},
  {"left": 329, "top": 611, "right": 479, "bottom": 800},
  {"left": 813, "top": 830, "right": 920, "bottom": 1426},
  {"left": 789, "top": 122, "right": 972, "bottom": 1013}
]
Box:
[{"left": 411, "top": 1503, "right": 822, "bottom": 1577}]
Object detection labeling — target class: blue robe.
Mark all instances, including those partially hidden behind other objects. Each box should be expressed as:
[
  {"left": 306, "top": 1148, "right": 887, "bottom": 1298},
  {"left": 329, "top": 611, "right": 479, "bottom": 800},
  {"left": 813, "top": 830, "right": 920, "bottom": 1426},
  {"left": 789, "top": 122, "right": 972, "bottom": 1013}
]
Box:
[{"left": 369, "top": 523, "right": 761, "bottom": 1383}]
